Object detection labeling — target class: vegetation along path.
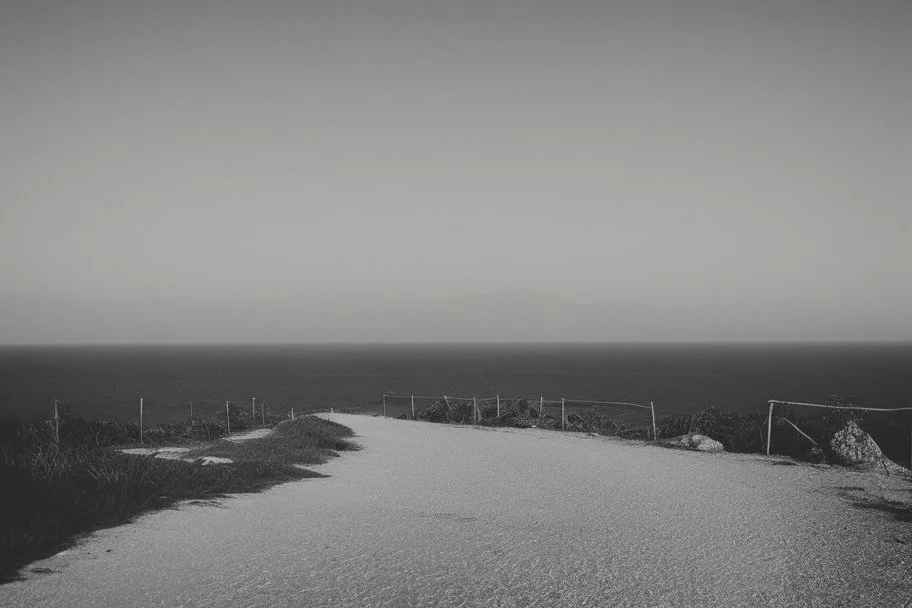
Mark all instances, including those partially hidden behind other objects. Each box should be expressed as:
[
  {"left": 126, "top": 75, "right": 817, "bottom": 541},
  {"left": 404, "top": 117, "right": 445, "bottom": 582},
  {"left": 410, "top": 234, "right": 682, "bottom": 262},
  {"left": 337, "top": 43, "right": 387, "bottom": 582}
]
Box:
[{"left": 2, "top": 413, "right": 911, "bottom": 607}]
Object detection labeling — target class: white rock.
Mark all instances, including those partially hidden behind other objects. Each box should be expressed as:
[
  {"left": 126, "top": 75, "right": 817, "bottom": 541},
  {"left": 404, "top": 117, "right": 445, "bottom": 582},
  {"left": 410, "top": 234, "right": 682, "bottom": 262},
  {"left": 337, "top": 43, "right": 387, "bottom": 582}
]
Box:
[
  {"left": 198, "top": 456, "right": 234, "bottom": 465},
  {"left": 664, "top": 433, "right": 724, "bottom": 453}
]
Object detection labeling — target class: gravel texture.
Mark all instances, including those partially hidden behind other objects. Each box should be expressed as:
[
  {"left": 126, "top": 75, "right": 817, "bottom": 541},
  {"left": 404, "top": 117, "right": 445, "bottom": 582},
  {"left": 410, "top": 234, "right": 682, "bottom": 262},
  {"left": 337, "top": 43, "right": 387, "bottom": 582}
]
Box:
[{"left": 2, "top": 413, "right": 910, "bottom": 607}]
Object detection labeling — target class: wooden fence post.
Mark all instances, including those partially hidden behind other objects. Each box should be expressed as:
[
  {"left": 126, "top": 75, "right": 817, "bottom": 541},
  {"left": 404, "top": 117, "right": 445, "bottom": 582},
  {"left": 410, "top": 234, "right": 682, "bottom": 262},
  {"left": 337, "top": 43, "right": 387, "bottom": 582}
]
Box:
[
  {"left": 473, "top": 397, "right": 478, "bottom": 424},
  {"left": 54, "top": 398, "right": 60, "bottom": 443},
  {"left": 262, "top": 402, "right": 265, "bottom": 425},
  {"left": 382, "top": 394, "right": 387, "bottom": 417},
  {"left": 496, "top": 394, "right": 500, "bottom": 419},
  {"left": 561, "top": 398, "right": 565, "bottom": 431},
  {"left": 291, "top": 407, "right": 294, "bottom": 420},
  {"left": 540, "top": 396, "right": 544, "bottom": 420},
  {"left": 189, "top": 400, "right": 193, "bottom": 420},
  {"left": 766, "top": 401, "right": 774, "bottom": 455},
  {"left": 650, "top": 401, "right": 658, "bottom": 440},
  {"left": 252, "top": 397, "right": 256, "bottom": 419},
  {"left": 226, "top": 400, "right": 231, "bottom": 435},
  {"left": 411, "top": 395, "right": 415, "bottom": 419},
  {"left": 139, "top": 397, "right": 144, "bottom": 444}
]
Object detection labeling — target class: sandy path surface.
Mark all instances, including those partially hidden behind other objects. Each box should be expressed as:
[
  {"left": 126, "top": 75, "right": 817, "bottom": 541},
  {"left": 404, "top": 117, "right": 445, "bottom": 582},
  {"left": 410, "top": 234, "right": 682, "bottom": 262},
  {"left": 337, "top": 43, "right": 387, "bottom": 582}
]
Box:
[{"left": 3, "top": 414, "right": 911, "bottom": 607}]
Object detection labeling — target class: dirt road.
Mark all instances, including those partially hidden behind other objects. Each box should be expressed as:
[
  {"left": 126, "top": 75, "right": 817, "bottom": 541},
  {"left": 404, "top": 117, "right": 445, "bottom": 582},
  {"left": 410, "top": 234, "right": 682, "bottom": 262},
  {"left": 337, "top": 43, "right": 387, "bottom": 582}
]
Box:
[{"left": 3, "top": 414, "right": 910, "bottom": 607}]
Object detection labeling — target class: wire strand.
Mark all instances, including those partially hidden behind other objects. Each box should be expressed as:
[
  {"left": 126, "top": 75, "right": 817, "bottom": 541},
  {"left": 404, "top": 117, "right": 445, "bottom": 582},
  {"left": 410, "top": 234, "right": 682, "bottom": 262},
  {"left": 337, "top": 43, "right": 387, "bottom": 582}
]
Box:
[{"left": 769, "top": 399, "right": 912, "bottom": 412}]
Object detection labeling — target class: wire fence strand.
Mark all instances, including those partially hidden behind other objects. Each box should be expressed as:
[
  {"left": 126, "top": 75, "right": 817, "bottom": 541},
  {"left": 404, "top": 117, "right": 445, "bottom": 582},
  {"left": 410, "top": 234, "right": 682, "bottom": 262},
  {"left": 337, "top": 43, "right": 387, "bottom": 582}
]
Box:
[{"left": 769, "top": 399, "right": 912, "bottom": 412}]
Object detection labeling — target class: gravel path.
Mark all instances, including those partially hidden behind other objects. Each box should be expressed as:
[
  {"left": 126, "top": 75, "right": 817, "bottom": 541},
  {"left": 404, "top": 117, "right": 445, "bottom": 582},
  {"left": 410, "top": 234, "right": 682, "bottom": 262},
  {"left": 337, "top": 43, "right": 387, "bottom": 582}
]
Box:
[{"left": 3, "top": 414, "right": 911, "bottom": 607}]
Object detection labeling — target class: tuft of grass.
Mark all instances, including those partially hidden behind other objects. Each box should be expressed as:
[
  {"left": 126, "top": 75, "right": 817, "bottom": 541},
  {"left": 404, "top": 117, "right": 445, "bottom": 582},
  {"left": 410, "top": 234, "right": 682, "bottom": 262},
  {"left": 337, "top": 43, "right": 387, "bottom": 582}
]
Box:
[{"left": 0, "top": 415, "right": 356, "bottom": 582}]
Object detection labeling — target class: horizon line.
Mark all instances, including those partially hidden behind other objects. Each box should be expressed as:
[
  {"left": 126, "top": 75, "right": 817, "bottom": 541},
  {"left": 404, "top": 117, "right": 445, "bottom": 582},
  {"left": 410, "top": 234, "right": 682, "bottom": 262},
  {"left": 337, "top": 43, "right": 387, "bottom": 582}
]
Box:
[{"left": 2, "top": 339, "right": 912, "bottom": 348}]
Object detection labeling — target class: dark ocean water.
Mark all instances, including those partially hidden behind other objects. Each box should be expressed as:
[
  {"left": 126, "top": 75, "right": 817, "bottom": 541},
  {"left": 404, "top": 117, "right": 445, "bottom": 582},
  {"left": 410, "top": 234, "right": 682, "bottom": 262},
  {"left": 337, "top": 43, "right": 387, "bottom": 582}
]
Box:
[{"left": 1, "top": 342, "right": 911, "bottom": 424}]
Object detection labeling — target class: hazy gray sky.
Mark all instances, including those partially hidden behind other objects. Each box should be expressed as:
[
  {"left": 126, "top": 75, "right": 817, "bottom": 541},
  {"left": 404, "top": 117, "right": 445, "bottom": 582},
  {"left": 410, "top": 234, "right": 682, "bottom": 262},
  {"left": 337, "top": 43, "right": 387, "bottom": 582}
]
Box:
[{"left": 1, "top": 0, "right": 910, "bottom": 343}]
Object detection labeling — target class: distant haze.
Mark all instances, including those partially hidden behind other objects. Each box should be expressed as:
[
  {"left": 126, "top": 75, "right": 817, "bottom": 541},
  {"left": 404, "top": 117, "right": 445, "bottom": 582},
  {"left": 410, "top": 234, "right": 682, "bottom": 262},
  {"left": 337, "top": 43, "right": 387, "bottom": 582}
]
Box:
[{"left": 2, "top": 1, "right": 910, "bottom": 344}]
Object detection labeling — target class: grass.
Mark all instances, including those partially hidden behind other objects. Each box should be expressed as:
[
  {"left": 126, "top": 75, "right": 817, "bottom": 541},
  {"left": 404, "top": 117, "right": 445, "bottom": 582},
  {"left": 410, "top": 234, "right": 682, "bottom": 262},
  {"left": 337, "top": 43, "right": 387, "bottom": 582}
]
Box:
[{"left": 0, "top": 413, "right": 357, "bottom": 581}]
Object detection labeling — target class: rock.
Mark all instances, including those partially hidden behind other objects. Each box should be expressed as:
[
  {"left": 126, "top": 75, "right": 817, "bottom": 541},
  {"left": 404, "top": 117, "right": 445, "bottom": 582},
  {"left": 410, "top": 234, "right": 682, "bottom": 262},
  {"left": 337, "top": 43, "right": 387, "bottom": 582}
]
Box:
[
  {"left": 829, "top": 420, "right": 884, "bottom": 466},
  {"left": 664, "top": 433, "right": 724, "bottom": 453},
  {"left": 198, "top": 456, "right": 234, "bottom": 465},
  {"left": 693, "top": 437, "right": 724, "bottom": 453}
]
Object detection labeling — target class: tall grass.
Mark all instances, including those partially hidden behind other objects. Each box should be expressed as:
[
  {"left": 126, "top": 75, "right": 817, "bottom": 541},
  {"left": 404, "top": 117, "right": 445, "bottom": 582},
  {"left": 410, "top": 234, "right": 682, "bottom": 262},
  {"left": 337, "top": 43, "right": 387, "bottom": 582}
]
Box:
[{"left": 0, "top": 414, "right": 356, "bottom": 581}]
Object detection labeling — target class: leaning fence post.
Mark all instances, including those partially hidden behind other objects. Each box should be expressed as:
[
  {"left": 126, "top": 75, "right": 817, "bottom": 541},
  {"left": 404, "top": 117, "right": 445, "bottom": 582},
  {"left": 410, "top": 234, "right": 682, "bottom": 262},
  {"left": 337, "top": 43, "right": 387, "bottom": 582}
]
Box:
[
  {"left": 650, "top": 401, "right": 658, "bottom": 440},
  {"left": 561, "top": 398, "right": 565, "bottom": 431},
  {"left": 54, "top": 398, "right": 60, "bottom": 443},
  {"left": 226, "top": 400, "right": 231, "bottom": 434},
  {"left": 139, "top": 397, "right": 144, "bottom": 444},
  {"left": 411, "top": 395, "right": 415, "bottom": 419},
  {"left": 766, "top": 401, "right": 774, "bottom": 455}
]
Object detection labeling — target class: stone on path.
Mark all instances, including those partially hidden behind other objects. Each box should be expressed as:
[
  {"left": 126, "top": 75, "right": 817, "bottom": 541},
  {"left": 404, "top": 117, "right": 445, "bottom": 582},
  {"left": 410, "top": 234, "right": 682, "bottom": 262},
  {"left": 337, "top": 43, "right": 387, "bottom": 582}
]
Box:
[{"left": 665, "top": 433, "right": 725, "bottom": 453}]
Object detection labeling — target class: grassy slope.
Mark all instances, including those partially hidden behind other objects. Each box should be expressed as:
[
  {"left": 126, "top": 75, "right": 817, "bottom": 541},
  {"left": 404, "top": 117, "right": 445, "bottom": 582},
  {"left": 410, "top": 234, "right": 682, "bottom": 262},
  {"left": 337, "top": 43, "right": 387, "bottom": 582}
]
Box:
[{"left": 0, "top": 416, "right": 357, "bottom": 581}]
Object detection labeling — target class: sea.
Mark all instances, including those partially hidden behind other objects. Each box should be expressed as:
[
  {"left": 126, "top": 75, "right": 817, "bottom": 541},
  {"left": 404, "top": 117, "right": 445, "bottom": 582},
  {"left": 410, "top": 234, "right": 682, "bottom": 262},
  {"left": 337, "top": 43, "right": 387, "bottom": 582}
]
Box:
[{"left": 1, "top": 342, "right": 911, "bottom": 424}]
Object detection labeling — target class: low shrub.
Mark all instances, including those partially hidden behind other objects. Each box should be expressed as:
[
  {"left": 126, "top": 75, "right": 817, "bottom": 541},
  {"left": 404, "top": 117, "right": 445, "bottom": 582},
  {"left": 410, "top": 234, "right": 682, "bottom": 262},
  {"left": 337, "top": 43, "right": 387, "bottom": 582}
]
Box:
[
  {"left": 690, "top": 409, "right": 768, "bottom": 454},
  {"left": 478, "top": 402, "right": 498, "bottom": 420},
  {"left": 415, "top": 401, "right": 449, "bottom": 423}
]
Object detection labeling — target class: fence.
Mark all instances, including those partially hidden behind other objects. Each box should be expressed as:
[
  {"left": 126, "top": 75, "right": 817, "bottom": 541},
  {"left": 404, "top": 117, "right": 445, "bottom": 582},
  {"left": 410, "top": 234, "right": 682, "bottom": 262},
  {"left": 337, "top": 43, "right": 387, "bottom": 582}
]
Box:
[
  {"left": 380, "top": 393, "right": 659, "bottom": 439},
  {"left": 766, "top": 399, "right": 912, "bottom": 465},
  {"left": 37, "top": 396, "right": 323, "bottom": 445}
]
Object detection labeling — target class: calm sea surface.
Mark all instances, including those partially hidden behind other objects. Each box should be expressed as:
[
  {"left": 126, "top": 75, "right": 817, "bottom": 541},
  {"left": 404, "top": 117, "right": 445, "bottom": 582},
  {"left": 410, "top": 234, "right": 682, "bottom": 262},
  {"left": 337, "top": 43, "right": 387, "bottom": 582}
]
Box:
[{"left": 1, "top": 343, "right": 911, "bottom": 423}]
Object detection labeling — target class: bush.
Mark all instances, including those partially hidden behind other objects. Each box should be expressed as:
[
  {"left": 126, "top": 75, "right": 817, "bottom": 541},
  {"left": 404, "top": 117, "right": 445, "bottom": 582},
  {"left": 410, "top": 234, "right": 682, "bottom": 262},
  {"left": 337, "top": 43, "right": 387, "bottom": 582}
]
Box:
[
  {"left": 478, "top": 402, "right": 498, "bottom": 420},
  {"left": 445, "top": 401, "right": 473, "bottom": 424},
  {"left": 415, "top": 401, "right": 449, "bottom": 423},
  {"left": 493, "top": 399, "right": 529, "bottom": 423},
  {"left": 690, "top": 409, "right": 768, "bottom": 454}
]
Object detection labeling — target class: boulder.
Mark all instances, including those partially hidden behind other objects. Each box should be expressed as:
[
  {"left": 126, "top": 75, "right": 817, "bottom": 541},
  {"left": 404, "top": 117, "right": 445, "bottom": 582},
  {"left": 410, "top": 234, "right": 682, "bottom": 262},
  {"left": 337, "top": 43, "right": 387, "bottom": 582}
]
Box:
[
  {"left": 197, "top": 456, "right": 233, "bottom": 465},
  {"left": 664, "top": 433, "right": 724, "bottom": 453},
  {"left": 693, "top": 437, "right": 725, "bottom": 453},
  {"left": 829, "top": 420, "right": 884, "bottom": 465}
]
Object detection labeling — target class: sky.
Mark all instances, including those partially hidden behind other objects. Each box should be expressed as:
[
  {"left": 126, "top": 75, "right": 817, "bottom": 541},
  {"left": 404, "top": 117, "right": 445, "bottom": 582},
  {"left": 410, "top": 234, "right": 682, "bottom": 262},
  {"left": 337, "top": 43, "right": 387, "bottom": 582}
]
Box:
[{"left": 1, "top": 0, "right": 910, "bottom": 343}]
